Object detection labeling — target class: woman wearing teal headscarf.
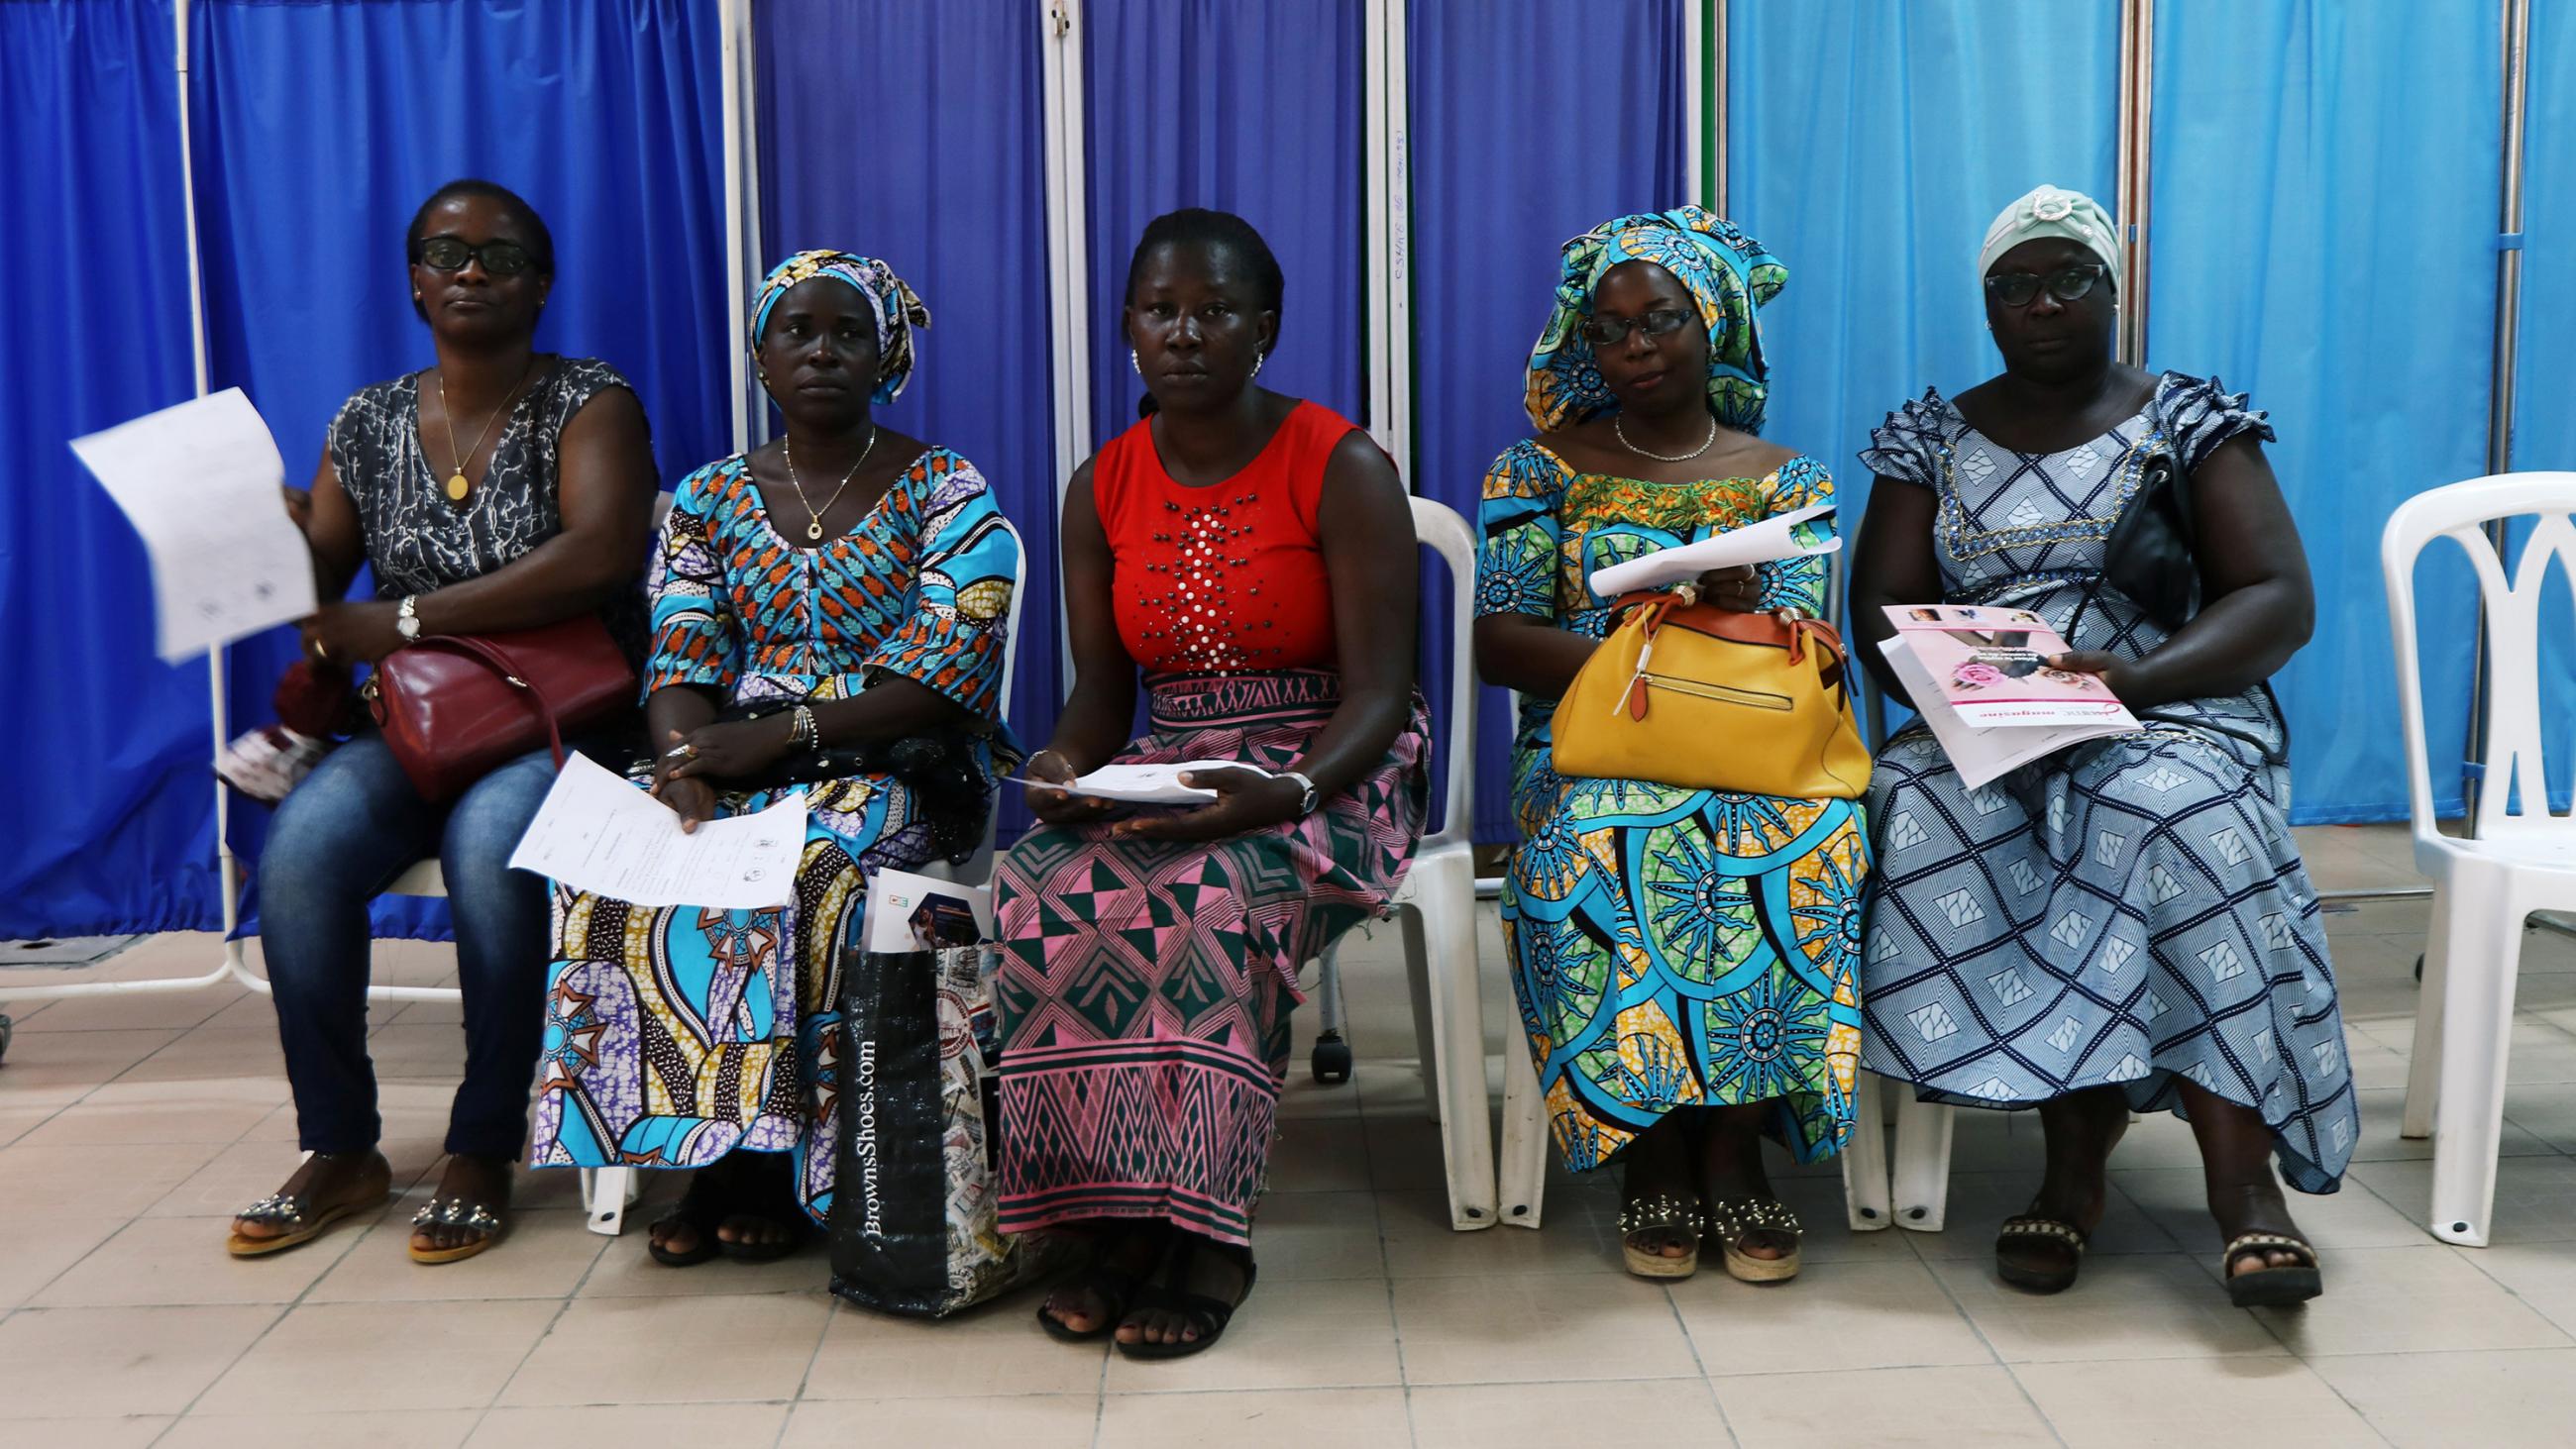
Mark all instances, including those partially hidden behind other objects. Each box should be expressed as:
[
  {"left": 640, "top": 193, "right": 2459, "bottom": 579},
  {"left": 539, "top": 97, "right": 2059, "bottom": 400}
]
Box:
[
  {"left": 528, "top": 250, "right": 1021, "bottom": 1267},
  {"left": 1474, "top": 208, "right": 1868, "bottom": 1285}
]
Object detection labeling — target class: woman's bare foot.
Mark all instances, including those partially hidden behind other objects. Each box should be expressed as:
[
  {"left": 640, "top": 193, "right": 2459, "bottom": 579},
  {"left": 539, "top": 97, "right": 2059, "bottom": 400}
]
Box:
[
  {"left": 1042, "top": 1221, "right": 1169, "bottom": 1336},
  {"left": 228, "top": 1150, "right": 390, "bottom": 1250},
  {"left": 1619, "top": 1113, "right": 1703, "bottom": 1266},
  {"left": 1998, "top": 1086, "right": 2130, "bottom": 1288},
  {"left": 1698, "top": 1102, "right": 1795, "bottom": 1261},
  {"left": 409, "top": 1153, "right": 510, "bottom": 1257}
]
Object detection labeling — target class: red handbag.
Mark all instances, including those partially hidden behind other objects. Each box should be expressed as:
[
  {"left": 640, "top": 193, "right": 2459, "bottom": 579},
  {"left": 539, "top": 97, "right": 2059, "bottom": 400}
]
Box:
[{"left": 365, "top": 615, "right": 637, "bottom": 802}]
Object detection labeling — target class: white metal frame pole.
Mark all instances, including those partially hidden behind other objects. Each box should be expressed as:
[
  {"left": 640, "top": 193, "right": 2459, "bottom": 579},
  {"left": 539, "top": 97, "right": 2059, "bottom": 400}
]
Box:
[
  {"left": 2463, "top": 0, "right": 2532, "bottom": 827},
  {"left": 1, "top": 0, "right": 244, "bottom": 1008},
  {"left": 1363, "top": 0, "right": 1413, "bottom": 479},
  {"left": 2114, "top": 0, "right": 2154, "bottom": 368},
  {"left": 1040, "top": 0, "right": 1094, "bottom": 682},
  {"left": 1682, "top": 1, "right": 1704, "bottom": 210},
  {"left": 719, "top": 0, "right": 764, "bottom": 454}
]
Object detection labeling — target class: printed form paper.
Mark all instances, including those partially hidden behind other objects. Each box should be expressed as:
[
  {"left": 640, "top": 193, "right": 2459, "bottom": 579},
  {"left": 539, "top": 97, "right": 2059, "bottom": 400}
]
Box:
[
  {"left": 68, "top": 388, "right": 318, "bottom": 663},
  {"left": 509, "top": 754, "right": 805, "bottom": 909},
  {"left": 1016, "top": 760, "right": 1274, "bottom": 806},
  {"left": 1586, "top": 503, "right": 1840, "bottom": 598}
]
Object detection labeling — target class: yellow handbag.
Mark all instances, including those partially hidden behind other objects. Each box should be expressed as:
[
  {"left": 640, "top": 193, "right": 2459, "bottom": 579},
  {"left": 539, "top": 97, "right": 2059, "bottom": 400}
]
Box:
[{"left": 1552, "top": 588, "right": 1872, "bottom": 799}]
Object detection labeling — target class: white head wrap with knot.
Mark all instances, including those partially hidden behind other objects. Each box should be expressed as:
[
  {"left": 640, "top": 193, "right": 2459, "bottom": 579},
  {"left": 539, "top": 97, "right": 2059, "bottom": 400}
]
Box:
[{"left": 1979, "top": 184, "right": 2122, "bottom": 286}]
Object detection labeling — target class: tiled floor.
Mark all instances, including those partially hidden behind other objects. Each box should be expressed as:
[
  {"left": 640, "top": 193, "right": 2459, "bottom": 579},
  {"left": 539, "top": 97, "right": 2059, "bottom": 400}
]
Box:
[{"left": 7, "top": 824, "right": 2576, "bottom": 1447}]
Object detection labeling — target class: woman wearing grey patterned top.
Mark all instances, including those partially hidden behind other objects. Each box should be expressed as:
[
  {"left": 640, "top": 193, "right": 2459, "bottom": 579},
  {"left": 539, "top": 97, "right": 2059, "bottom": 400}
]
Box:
[
  {"left": 1850, "top": 185, "right": 2354, "bottom": 1308},
  {"left": 229, "top": 179, "right": 659, "bottom": 1267}
]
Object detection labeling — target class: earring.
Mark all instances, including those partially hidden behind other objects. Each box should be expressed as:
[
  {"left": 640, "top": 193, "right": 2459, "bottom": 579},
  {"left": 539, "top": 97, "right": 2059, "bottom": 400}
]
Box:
[
  {"left": 1250, "top": 351, "right": 1267, "bottom": 381},
  {"left": 1130, "top": 349, "right": 1142, "bottom": 376},
  {"left": 412, "top": 291, "right": 423, "bottom": 303}
]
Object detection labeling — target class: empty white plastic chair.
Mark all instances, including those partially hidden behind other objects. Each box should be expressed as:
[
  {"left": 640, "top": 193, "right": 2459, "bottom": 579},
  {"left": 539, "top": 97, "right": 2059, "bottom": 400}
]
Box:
[
  {"left": 1306, "top": 495, "right": 1501, "bottom": 1231},
  {"left": 2384, "top": 471, "right": 2576, "bottom": 1247}
]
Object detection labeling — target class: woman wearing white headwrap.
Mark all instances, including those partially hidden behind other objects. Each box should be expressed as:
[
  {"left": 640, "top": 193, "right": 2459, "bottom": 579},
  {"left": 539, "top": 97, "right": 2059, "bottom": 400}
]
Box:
[{"left": 1850, "top": 184, "right": 2352, "bottom": 1306}]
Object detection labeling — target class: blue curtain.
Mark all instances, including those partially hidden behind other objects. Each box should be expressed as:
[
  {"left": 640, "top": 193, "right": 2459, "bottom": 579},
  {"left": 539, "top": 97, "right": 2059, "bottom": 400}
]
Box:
[
  {"left": 1728, "top": 0, "right": 2119, "bottom": 597},
  {"left": 1082, "top": 0, "right": 1367, "bottom": 444},
  {"left": 1410, "top": 0, "right": 1686, "bottom": 842},
  {"left": 755, "top": 0, "right": 1058, "bottom": 840},
  {"left": 2149, "top": 0, "right": 2501, "bottom": 823},
  {"left": 0, "top": 0, "right": 212, "bottom": 938},
  {"left": 191, "top": 0, "right": 731, "bottom": 935}
]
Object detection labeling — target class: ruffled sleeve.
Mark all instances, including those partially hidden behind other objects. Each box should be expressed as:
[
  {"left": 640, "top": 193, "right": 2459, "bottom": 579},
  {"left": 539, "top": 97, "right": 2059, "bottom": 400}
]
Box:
[
  {"left": 1473, "top": 440, "right": 1569, "bottom": 622},
  {"left": 643, "top": 461, "right": 742, "bottom": 699},
  {"left": 861, "top": 451, "right": 1018, "bottom": 721},
  {"left": 1858, "top": 389, "right": 1953, "bottom": 489},
  {"left": 1758, "top": 456, "right": 1835, "bottom": 615},
  {"left": 2156, "top": 373, "right": 2276, "bottom": 472}
]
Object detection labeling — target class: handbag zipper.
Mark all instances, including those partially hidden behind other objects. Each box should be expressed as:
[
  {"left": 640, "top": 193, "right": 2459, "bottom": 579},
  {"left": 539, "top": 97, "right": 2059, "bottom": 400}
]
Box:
[{"left": 1637, "top": 672, "right": 1793, "bottom": 711}]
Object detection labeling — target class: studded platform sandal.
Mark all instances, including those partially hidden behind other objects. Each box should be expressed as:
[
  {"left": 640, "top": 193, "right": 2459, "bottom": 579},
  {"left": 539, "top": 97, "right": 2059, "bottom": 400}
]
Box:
[
  {"left": 1620, "top": 1192, "right": 1707, "bottom": 1280},
  {"left": 1707, "top": 1197, "right": 1803, "bottom": 1283}
]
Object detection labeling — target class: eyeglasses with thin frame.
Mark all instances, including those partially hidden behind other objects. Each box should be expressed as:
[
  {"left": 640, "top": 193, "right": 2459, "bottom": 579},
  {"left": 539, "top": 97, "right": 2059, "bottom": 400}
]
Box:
[
  {"left": 1984, "top": 263, "right": 2109, "bottom": 308},
  {"left": 1579, "top": 307, "right": 1693, "bottom": 348},
  {"left": 415, "top": 237, "right": 533, "bottom": 278}
]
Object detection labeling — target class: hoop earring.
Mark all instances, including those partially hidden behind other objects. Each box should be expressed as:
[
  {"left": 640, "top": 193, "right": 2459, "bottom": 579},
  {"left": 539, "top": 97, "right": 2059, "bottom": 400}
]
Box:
[{"left": 1130, "top": 349, "right": 1142, "bottom": 376}]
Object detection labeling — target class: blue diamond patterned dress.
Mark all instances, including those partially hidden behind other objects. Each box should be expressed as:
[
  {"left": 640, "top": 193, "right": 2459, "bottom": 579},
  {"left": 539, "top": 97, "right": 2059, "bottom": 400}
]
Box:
[{"left": 1855, "top": 373, "right": 2357, "bottom": 1192}]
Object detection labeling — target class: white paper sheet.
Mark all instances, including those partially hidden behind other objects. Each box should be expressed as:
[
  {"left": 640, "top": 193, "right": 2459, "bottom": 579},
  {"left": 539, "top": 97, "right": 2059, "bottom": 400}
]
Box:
[
  {"left": 1878, "top": 638, "right": 2136, "bottom": 790},
  {"left": 1017, "top": 760, "right": 1274, "bottom": 805},
  {"left": 1585, "top": 503, "right": 1841, "bottom": 598},
  {"left": 863, "top": 868, "right": 995, "bottom": 952},
  {"left": 507, "top": 754, "right": 805, "bottom": 909},
  {"left": 68, "top": 388, "right": 318, "bottom": 663}
]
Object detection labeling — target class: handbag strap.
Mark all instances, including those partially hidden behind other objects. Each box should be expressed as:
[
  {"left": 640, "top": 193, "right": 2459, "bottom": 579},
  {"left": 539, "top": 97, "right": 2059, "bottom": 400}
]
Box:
[{"left": 406, "top": 633, "right": 571, "bottom": 766}]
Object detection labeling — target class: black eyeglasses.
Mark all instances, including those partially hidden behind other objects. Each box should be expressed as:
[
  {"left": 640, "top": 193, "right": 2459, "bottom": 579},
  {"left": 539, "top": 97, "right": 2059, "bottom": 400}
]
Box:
[
  {"left": 1985, "top": 263, "right": 2108, "bottom": 307},
  {"left": 1579, "top": 307, "right": 1693, "bottom": 348},
  {"left": 415, "top": 237, "right": 534, "bottom": 277}
]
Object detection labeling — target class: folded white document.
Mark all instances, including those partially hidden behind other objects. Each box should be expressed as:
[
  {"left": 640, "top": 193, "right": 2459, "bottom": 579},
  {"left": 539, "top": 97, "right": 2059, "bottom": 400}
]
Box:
[
  {"left": 1878, "top": 638, "right": 2137, "bottom": 790},
  {"left": 1019, "top": 760, "right": 1274, "bottom": 805}
]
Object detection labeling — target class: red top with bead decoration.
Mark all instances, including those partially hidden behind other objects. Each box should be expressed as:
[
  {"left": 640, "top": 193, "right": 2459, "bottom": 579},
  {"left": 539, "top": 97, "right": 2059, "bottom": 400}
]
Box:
[{"left": 1098, "top": 399, "right": 1361, "bottom": 674}]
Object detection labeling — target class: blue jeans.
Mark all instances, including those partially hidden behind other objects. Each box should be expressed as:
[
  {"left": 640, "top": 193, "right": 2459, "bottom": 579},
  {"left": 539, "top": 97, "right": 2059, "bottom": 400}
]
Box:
[{"left": 258, "top": 730, "right": 559, "bottom": 1159}]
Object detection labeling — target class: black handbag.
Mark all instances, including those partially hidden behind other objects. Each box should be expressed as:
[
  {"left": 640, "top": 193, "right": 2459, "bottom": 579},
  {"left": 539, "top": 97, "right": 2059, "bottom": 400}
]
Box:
[
  {"left": 676, "top": 702, "right": 997, "bottom": 864},
  {"left": 2088, "top": 453, "right": 2198, "bottom": 633}
]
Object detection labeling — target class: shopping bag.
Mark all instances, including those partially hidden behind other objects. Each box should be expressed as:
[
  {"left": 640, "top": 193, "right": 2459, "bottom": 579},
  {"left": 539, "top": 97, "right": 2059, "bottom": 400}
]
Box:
[{"left": 826, "top": 935, "right": 1054, "bottom": 1317}]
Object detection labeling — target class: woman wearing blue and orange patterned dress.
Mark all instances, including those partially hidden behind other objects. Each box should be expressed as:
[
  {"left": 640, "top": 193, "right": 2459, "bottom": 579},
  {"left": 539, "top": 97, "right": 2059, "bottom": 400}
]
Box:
[
  {"left": 529, "top": 252, "right": 1020, "bottom": 1266},
  {"left": 1474, "top": 208, "right": 1868, "bottom": 1285}
]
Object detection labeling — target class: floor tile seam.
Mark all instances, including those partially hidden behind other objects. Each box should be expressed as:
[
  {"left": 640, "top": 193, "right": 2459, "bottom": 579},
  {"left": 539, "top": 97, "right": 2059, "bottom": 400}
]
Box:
[
  {"left": 1999, "top": 1357, "right": 2387, "bottom": 1448},
  {"left": 1348, "top": 1112, "right": 1421, "bottom": 1449},
  {"left": 474, "top": 1292, "right": 586, "bottom": 1429}
]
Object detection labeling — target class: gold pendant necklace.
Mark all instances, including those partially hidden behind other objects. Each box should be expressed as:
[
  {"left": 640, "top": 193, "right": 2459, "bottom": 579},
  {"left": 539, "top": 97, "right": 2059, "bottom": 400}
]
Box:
[
  {"left": 434, "top": 362, "right": 535, "bottom": 505},
  {"left": 783, "top": 426, "right": 878, "bottom": 542}
]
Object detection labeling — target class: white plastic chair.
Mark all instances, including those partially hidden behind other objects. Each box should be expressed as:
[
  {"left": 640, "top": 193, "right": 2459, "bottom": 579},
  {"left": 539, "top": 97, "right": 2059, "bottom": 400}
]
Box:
[
  {"left": 1306, "top": 496, "right": 1501, "bottom": 1231},
  {"left": 2384, "top": 472, "right": 2576, "bottom": 1247},
  {"left": 1496, "top": 551, "right": 1893, "bottom": 1231}
]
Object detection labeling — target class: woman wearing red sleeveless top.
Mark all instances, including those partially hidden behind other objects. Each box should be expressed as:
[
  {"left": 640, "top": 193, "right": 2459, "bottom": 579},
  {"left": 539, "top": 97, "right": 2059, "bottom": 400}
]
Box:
[{"left": 995, "top": 210, "right": 1429, "bottom": 1358}]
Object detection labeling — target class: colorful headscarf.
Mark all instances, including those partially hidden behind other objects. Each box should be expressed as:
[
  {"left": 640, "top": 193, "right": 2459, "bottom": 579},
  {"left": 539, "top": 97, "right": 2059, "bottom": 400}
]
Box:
[
  {"left": 750, "top": 250, "right": 930, "bottom": 405},
  {"left": 1978, "top": 184, "right": 2121, "bottom": 286},
  {"left": 1525, "top": 205, "right": 1786, "bottom": 435}
]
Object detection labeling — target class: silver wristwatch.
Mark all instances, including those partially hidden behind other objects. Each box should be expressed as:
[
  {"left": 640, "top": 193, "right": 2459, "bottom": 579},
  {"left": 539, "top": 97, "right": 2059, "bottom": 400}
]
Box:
[
  {"left": 1280, "top": 770, "right": 1320, "bottom": 816},
  {"left": 395, "top": 593, "right": 422, "bottom": 642}
]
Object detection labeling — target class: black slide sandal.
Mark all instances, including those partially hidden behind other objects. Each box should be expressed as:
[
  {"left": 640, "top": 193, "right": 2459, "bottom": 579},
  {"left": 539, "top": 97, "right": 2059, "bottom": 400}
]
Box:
[
  {"left": 1116, "top": 1240, "right": 1256, "bottom": 1362},
  {"left": 647, "top": 1176, "right": 725, "bottom": 1268},
  {"left": 1038, "top": 1260, "right": 1145, "bottom": 1344},
  {"left": 2223, "top": 1232, "right": 2323, "bottom": 1307}
]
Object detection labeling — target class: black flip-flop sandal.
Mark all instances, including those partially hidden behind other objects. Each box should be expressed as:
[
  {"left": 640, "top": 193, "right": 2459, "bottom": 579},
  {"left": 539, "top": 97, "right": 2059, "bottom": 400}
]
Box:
[
  {"left": 647, "top": 1175, "right": 726, "bottom": 1268},
  {"left": 713, "top": 1168, "right": 809, "bottom": 1263},
  {"left": 2223, "top": 1231, "right": 2323, "bottom": 1307},
  {"left": 1116, "top": 1240, "right": 1256, "bottom": 1362},
  {"left": 1037, "top": 1259, "right": 1146, "bottom": 1343},
  {"left": 1995, "top": 1212, "right": 2090, "bottom": 1294}
]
